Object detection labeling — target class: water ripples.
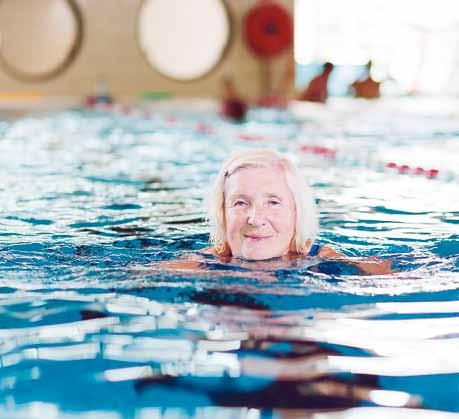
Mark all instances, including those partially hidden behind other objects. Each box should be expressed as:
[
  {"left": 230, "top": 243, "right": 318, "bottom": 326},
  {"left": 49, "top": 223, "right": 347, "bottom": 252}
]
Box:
[{"left": 1, "top": 102, "right": 459, "bottom": 417}]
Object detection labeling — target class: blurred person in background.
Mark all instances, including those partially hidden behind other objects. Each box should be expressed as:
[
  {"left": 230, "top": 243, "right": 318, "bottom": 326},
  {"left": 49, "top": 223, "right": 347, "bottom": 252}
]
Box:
[
  {"left": 350, "top": 60, "right": 380, "bottom": 99},
  {"left": 221, "top": 76, "right": 248, "bottom": 122},
  {"left": 297, "top": 62, "right": 334, "bottom": 103},
  {"left": 257, "top": 57, "right": 295, "bottom": 109}
]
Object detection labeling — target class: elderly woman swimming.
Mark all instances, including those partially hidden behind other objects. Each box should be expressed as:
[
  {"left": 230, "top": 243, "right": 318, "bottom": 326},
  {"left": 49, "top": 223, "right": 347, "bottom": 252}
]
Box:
[
  {"left": 157, "top": 149, "right": 391, "bottom": 275},
  {"left": 202, "top": 149, "right": 391, "bottom": 275}
]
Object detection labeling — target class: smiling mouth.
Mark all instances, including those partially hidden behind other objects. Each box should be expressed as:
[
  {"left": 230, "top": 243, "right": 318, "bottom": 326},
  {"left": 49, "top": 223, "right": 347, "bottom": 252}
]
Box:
[{"left": 244, "top": 235, "right": 271, "bottom": 241}]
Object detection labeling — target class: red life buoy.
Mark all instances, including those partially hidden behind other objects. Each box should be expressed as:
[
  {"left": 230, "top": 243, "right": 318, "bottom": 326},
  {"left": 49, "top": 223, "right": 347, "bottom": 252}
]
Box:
[{"left": 244, "top": 2, "right": 293, "bottom": 58}]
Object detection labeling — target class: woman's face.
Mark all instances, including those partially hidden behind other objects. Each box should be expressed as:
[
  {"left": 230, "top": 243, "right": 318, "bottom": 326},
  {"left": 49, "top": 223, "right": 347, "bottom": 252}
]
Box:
[{"left": 224, "top": 165, "right": 296, "bottom": 260}]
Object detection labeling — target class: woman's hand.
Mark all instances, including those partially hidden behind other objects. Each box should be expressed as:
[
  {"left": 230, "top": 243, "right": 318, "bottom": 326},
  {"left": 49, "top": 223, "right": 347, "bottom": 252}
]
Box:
[
  {"left": 318, "top": 246, "right": 393, "bottom": 276},
  {"left": 351, "top": 256, "right": 393, "bottom": 275}
]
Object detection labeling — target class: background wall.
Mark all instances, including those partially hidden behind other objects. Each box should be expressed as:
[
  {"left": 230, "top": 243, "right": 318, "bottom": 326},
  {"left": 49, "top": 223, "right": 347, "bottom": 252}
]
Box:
[{"left": 0, "top": 0, "right": 294, "bottom": 102}]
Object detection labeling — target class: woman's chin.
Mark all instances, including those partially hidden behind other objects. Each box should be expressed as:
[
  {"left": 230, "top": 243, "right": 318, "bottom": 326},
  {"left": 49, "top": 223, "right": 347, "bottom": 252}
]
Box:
[{"left": 240, "top": 248, "right": 279, "bottom": 261}]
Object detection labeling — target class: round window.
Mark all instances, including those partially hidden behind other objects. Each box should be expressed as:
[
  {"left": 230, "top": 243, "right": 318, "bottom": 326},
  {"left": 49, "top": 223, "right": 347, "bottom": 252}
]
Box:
[
  {"left": 138, "top": 0, "right": 231, "bottom": 81},
  {"left": 0, "top": 0, "right": 82, "bottom": 82}
]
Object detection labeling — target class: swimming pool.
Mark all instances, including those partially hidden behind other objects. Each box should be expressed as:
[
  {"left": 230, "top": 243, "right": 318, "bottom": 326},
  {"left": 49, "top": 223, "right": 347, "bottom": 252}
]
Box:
[{"left": 1, "top": 98, "right": 459, "bottom": 418}]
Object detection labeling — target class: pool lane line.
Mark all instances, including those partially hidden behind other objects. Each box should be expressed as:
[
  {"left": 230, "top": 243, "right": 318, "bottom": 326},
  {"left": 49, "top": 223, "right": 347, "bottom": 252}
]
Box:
[
  {"left": 299, "top": 144, "right": 456, "bottom": 182},
  {"left": 81, "top": 103, "right": 456, "bottom": 182}
]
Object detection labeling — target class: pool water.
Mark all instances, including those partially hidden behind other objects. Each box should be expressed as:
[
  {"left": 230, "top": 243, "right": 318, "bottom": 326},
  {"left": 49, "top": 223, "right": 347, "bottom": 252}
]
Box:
[{"left": 1, "top": 99, "right": 459, "bottom": 418}]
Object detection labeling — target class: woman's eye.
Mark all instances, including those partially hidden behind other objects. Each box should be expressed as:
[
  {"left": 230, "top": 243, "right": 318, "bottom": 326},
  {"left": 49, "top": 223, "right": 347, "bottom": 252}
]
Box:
[
  {"left": 234, "top": 200, "right": 247, "bottom": 207},
  {"left": 268, "top": 200, "right": 281, "bottom": 206}
]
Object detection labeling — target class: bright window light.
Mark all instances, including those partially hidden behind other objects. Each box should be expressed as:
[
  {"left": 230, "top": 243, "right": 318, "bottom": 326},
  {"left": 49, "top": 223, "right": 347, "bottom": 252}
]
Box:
[{"left": 295, "top": 0, "right": 459, "bottom": 95}]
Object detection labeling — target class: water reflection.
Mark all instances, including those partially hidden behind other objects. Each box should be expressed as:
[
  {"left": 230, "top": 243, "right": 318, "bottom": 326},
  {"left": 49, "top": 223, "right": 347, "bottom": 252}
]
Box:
[{"left": 2, "top": 288, "right": 459, "bottom": 412}]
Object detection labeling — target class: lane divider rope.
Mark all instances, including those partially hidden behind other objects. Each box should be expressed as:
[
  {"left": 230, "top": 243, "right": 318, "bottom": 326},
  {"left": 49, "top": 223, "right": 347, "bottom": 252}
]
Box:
[
  {"left": 83, "top": 104, "right": 455, "bottom": 182},
  {"left": 299, "top": 144, "right": 456, "bottom": 182}
]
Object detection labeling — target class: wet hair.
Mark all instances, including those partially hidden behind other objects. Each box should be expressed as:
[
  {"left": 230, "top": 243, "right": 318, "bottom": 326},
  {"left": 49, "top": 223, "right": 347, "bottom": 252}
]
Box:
[
  {"left": 323, "top": 62, "right": 334, "bottom": 73},
  {"left": 208, "top": 149, "right": 319, "bottom": 256}
]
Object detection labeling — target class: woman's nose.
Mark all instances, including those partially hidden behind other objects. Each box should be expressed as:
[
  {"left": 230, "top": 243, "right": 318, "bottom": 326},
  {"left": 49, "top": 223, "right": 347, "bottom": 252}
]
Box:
[{"left": 247, "top": 205, "right": 266, "bottom": 227}]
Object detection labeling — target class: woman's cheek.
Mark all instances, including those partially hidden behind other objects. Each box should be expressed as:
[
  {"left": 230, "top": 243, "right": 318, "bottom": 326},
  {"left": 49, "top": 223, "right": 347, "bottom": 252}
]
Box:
[
  {"left": 234, "top": 208, "right": 248, "bottom": 218},
  {"left": 227, "top": 208, "right": 246, "bottom": 226},
  {"left": 271, "top": 206, "right": 288, "bottom": 218}
]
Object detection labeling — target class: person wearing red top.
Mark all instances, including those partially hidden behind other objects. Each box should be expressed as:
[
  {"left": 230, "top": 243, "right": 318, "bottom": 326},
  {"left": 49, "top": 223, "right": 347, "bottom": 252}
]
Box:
[{"left": 297, "top": 62, "right": 334, "bottom": 103}]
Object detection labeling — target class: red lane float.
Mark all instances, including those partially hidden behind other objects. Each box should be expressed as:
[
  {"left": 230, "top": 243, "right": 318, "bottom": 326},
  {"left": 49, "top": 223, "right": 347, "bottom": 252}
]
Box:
[
  {"left": 121, "top": 105, "right": 132, "bottom": 115},
  {"left": 84, "top": 99, "right": 114, "bottom": 111},
  {"left": 299, "top": 145, "right": 446, "bottom": 181},
  {"left": 237, "top": 133, "right": 266, "bottom": 142},
  {"left": 300, "top": 145, "right": 336, "bottom": 158},
  {"left": 165, "top": 115, "right": 177, "bottom": 125},
  {"left": 84, "top": 95, "right": 114, "bottom": 108},
  {"left": 243, "top": 1, "right": 293, "bottom": 58},
  {"left": 386, "top": 162, "right": 439, "bottom": 179},
  {"left": 195, "top": 123, "right": 214, "bottom": 135},
  {"left": 428, "top": 169, "right": 440, "bottom": 179}
]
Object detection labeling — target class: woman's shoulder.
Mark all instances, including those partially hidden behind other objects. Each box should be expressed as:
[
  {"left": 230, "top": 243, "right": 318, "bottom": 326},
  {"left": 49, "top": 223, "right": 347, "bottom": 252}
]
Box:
[
  {"left": 199, "top": 247, "right": 217, "bottom": 255},
  {"left": 316, "top": 245, "right": 343, "bottom": 258},
  {"left": 201, "top": 244, "right": 343, "bottom": 260},
  {"left": 199, "top": 246, "right": 233, "bottom": 260},
  {"left": 307, "top": 242, "right": 343, "bottom": 258}
]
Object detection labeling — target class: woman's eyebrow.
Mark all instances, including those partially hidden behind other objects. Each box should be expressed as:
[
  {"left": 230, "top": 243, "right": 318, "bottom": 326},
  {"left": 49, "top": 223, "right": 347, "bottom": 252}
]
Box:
[
  {"left": 227, "top": 193, "right": 250, "bottom": 201},
  {"left": 264, "top": 193, "right": 283, "bottom": 200},
  {"left": 226, "top": 193, "right": 283, "bottom": 201}
]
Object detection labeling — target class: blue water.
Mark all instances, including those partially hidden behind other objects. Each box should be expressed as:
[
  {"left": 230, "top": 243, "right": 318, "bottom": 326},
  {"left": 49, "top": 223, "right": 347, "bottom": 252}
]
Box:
[{"left": 1, "top": 99, "right": 459, "bottom": 418}]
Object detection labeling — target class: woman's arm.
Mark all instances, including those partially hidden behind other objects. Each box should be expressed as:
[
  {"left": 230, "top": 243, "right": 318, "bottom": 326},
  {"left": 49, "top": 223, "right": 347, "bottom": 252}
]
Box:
[
  {"left": 148, "top": 248, "right": 278, "bottom": 282},
  {"left": 318, "top": 246, "right": 393, "bottom": 276},
  {"left": 150, "top": 252, "right": 209, "bottom": 272}
]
